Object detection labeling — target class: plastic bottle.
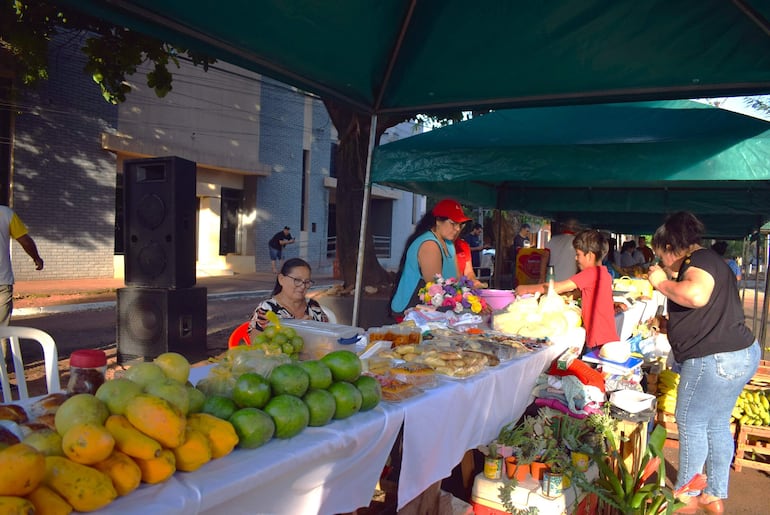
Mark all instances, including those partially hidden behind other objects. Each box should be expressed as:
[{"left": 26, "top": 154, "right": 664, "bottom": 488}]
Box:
[{"left": 67, "top": 349, "right": 107, "bottom": 395}]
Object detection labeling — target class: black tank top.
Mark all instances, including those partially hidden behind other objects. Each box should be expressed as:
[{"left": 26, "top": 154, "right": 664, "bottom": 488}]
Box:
[{"left": 667, "top": 248, "right": 754, "bottom": 362}]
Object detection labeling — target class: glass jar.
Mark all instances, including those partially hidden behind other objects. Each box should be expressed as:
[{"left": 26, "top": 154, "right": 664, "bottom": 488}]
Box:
[{"left": 67, "top": 349, "right": 107, "bottom": 395}]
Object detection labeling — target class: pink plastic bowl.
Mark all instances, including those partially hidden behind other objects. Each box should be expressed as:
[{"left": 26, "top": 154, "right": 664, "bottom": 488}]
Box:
[{"left": 480, "top": 289, "right": 516, "bottom": 311}]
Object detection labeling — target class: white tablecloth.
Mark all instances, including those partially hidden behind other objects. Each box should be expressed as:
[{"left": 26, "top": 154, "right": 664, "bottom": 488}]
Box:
[
  {"left": 87, "top": 341, "right": 567, "bottom": 514},
  {"left": 395, "top": 340, "right": 567, "bottom": 509},
  {"left": 102, "top": 399, "right": 403, "bottom": 515}
]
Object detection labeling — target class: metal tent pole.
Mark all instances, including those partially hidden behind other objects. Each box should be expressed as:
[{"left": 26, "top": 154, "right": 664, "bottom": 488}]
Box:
[{"left": 352, "top": 114, "right": 378, "bottom": 327}]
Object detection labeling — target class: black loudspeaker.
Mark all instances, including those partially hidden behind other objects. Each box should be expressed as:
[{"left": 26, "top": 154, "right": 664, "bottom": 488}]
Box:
[
  {"left": 124, "top": 156, "right": 197, "bottom": 289},
  {"left": 117, "top": 287, "right": 207, "bottom": 363}
]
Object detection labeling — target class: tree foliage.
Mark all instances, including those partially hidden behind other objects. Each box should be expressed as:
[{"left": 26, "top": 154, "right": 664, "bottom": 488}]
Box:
[{"left": 0, "top": 1, "right": 215, "bottom": 103}]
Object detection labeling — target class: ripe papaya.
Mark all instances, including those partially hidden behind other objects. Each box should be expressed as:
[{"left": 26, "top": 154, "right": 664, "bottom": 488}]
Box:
[
  {"left": 125, "top": 395, "right": 186, "bottom": 449},
  {"left": 0, "top": 443, "right": 46, "bottom": 496},
  {"left": 61, "top": 423, "right": 115, "bottom": 465},
  {"left": 133, "top": 448, "right": 176, "bottom": 484},
  {"left": 104, "top": 415, "right": 162, "bottom": 460},
  {"left": 25, "top": 484, "right": 73, "bottom": 515},
  {"left": 0, "top": 496, "right": 35, "bottom": 515},
  {"left": 43, "top": 456, "right": 117, "bottom": 512},
  {"left": 92, "top": 450, "right": 142, "bottom": 496},
  {"left": 172, "top": 427, "right": 212, "bottom": 472},
  {"left": 186, "top": 413, "right": 239, "bottom": 459}
]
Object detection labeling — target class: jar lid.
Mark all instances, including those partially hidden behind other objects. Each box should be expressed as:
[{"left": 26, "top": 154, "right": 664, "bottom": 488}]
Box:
[{"left": 70, "top": 349, "right": 107, "bottom": 368}]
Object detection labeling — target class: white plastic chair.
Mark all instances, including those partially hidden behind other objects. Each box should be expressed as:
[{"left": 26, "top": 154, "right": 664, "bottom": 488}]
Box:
[
  {"left": 0, "top": 326, "right": 60, "bottom": 402},
  {"left": 321, "top": 306, "right": 338, "bottom": 324}
]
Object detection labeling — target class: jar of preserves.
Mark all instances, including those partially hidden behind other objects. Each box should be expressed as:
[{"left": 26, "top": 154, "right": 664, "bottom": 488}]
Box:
[{"left": 67, "top": 349, "right": 107, "bottom": 395}]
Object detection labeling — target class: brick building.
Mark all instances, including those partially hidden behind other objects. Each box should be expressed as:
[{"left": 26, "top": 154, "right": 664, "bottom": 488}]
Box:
[{"left": 3, "top": 36, "right": 421, "bottom": 282}]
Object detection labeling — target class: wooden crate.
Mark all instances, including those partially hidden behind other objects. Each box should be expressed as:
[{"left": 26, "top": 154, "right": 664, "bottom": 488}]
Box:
[
  {"left": 734, "top": 424, "right": 770, "bottom": 473},
  {"left": 748, "top": 360, "right": 770, "bottom": 388}
]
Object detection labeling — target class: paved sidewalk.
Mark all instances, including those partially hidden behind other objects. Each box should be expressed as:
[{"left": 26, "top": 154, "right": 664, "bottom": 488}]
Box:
[{"left": 12, "top": 272, "right": 339, "bottom": 316}]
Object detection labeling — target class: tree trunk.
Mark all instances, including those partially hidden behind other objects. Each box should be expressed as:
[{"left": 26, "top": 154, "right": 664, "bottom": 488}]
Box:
[{"left": 323, "top": 100, "right": 400, "bottom": 289}]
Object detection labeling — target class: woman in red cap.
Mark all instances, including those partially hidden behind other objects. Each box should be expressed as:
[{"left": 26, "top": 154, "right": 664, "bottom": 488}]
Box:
[{"left": 390, "top": 199, "right": 471, "bottom": 315}]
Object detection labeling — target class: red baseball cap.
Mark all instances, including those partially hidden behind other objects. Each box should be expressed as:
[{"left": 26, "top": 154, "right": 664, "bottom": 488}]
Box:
[{"left": 432, "top": 199, "right": 471, "bottom": 223}]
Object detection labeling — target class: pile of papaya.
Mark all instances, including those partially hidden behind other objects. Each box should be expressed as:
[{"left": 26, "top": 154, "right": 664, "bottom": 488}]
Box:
[{"left": 0, "top": 352, "right": 239, "bottom": 513}]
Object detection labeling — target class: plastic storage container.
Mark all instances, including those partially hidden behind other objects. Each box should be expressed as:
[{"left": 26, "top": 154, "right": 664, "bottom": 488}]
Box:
[
  {"left": 67, "top": 349, "right": 107, "bottom": 395},
  {"left": 279, "top": 319, "right": 364, "bottom": 360}
]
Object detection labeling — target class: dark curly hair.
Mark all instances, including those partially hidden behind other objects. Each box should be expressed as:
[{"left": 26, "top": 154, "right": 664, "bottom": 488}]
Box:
[{"left": 651, "top": 211, "right": 704, "bottom": 254}]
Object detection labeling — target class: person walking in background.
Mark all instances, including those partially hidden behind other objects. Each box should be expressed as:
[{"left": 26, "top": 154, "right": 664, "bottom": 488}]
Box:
[
  {"left": 268, "top": 226, "right": 295, "bottom": 273},
  {"left": 0, "top": 205, "right": 44, "bottom": 326},
  {"left": 647, "top": 211, "right": 759, "bottom": 513},
  {"left": 464, "top": 223, "right": 484, "bottom": 269},
  {"left": 546, "top": 218, "right": 579, "bottom": 282}
]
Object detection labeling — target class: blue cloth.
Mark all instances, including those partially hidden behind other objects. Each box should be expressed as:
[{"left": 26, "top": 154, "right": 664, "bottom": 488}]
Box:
[
  {"left": 727, "top": 259, "right": 741, "bottom": 278},
  {"left": 391, "top": 231, "right": 457, "bottom": 313}
]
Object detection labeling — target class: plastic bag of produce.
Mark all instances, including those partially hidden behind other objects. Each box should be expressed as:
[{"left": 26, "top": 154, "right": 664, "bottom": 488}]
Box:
[{"left": 196, "top": 365, "right": 237, "bottom": 397}]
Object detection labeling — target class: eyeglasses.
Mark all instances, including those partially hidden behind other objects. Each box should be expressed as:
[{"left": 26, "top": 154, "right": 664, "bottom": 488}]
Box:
[
  {"left": 445, "top": 219, "right": 466, "bottom": 229},
  {"left": 284, "top": 274, "right": 315, "bottom": 288}
]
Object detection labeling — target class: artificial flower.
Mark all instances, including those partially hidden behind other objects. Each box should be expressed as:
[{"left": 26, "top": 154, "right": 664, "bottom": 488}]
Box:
[{"left": 419, "top": 275, "right": 488, "bottom": 314}]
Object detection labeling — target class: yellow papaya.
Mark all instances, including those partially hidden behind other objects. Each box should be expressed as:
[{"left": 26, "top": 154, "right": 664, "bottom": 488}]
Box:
[
  {"left": 0, "top": 443, "right": 46, "bottom": 496},
  {"left": 133, "top": 448, "right": 176, "bottom": 484},
  {"left": 43, "top": 456, "right": 117, "bottom": 512},
  {"left": 104, "top": 415, "right": 162, "bottom": 460},
  {"left": 172, "top": 427, "right": 212, "bottom": 472},
  {"left": 91, "top": 450, "right": 142, "bottom": 497},
  {"left": 124, "top": 395, "right": 186, "bottom": 449},
  {"left": 25, "top": 484, "right": 73, "bottom": 515},
  {"left": 186, "top": 413, "right": 239, "bottom": 459},
  {"left": 0, "top": 496, "right": 35, "bottom": 515},
  {"left": 61, "top": 423, "right": 115, "bottom": 465}
]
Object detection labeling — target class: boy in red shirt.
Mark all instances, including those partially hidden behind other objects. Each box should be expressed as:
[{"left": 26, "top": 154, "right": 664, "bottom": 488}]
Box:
[{"left": 515, "top": 230, "right": 618, "bottom": 349}]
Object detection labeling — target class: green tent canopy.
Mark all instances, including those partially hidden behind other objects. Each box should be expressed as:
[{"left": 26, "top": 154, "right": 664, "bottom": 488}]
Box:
[
  {"left": 372, "top": 101, "right": 770, "bottom": 238},
  {"left": 60, "top": 0, "right": 770, "bottom": 116}
]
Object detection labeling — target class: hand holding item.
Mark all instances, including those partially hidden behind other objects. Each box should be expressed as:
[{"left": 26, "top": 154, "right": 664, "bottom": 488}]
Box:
[{"left": 647, "top": 263, "right": 668, "bottom": 289}]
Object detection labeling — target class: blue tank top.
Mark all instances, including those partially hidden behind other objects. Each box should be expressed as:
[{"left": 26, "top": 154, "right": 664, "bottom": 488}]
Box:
[{"left": 391, "top": 231, "right": 458, "bottom": 313}]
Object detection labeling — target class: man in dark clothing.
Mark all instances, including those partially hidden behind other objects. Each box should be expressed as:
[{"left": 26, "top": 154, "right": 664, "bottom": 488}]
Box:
[
  {"left": 268, "top": 226, "right": 295, "bottom": 273},
  {"left": 464, "top": 223, "right": 484, "bottom": 268}
]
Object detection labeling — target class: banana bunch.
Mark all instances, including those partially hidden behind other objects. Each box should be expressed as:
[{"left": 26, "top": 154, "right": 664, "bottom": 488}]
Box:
[
  {"left": 656, "top": 369, "right": 679, "bottom": 414},
  {"left": 732, "top": 389, "right": 770, "bottom": 426}
]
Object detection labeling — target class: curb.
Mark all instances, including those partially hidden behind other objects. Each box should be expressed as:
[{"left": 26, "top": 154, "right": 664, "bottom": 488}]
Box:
[
  {"left": 12, "top": 283, "right": 336, "bottom": 317},
  {"left": 12, "top": 290, "right": 269, "bottom": 318}
]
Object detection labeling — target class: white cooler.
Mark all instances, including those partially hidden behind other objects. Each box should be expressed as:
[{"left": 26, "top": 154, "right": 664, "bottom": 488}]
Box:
[{"left": 471, "top": 468, "right": 596, "bottom": 515}]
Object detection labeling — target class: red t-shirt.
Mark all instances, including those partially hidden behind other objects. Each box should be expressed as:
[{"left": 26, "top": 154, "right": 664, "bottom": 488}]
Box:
[
  {"left": 455, "top": 239, "right": 471, "bottom": 277},
  {"left": 571, "top": 265, "right": 619, "bottom": 348}
]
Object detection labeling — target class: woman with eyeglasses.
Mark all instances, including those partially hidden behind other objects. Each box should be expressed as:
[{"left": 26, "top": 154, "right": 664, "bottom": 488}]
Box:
[
  {"left": 249, "top": 257, "right": 329, "bottom": 332},
  {"left": 390, "top": 199, "right": 470, "bottom": 316}
]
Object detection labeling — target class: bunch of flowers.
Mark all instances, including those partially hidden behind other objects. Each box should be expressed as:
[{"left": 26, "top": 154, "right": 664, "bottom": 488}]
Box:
[{"left": 419, "top": 275, "right": 487, "bottom": 314}]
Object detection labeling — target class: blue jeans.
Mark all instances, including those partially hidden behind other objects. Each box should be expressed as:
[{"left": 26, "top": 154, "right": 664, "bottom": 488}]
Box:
[{"left": 675, "top": 340, "right": 760, "bottom": 498}]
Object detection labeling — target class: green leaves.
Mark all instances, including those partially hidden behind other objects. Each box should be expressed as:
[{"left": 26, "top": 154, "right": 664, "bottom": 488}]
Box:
[{"left": 2, "top": 1, "right": 215, "bottom": 104}]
